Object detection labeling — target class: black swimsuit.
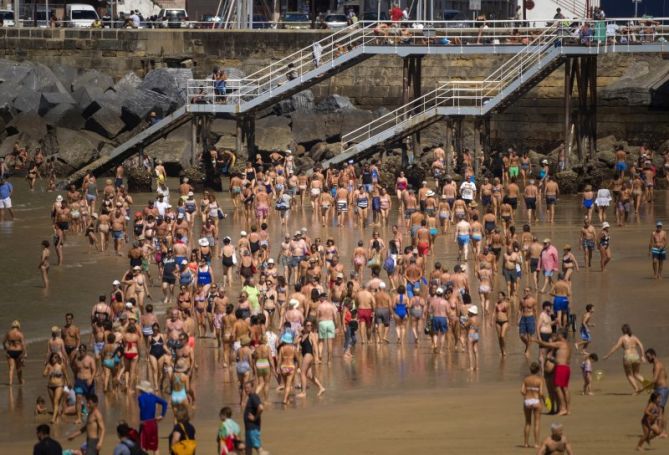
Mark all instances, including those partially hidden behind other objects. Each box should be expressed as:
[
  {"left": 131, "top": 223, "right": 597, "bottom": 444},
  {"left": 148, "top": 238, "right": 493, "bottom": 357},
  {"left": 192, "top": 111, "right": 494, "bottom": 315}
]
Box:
[
  {"left": 149, "top": 335, "right": 166, "bottom": 359},
  {"left": 301, "top": 336, "right": 314, "bottom": 356}
]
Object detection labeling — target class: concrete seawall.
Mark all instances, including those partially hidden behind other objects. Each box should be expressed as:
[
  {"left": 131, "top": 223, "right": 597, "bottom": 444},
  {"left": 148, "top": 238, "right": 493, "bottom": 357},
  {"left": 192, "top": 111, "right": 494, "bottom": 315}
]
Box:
[{"left": 1, "top": 28, "right": 668, "bottom": 149}]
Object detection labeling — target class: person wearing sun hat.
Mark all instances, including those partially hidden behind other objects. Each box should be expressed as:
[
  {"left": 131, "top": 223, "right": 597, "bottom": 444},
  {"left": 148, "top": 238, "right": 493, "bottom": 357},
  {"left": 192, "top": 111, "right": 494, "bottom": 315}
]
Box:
[
  {"left": 650, "top": 220, "right": 667, "bottom": 279},
  {"left": 136, "top": 379, "right": 168, "bottom": 453}
]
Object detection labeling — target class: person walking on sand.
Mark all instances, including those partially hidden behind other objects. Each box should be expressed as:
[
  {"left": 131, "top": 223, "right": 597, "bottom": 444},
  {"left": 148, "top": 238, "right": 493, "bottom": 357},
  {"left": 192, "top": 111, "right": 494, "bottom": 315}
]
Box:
[
  {"left": 521, "top": 362, "right": 545, "bottom": 448},
  {"left": 649, "top": 221, "right": 667, "bottom": 279},
  {"left": 39, "top": 240, "right": 50, "bottom": 288},
  {"left": 66, "top": 394, "right": 105, "bottom": 455},
  {"left": 603, "top": 324, "right": 645, "bottom": 393},
  {"left": 535, "top": 330, "right": 572, "bottom": 416},
  {"left": 3, "top": 320, "right": 26, "bottom": 386},
  {"left": 243, "top": 380, "right": 269, "bottom": 455},
  {"left": 643, "top": 349, "right": 668, "bottom": 438},
  {"left": 137, "top": 380, "right": 168, "bottom": 454}
]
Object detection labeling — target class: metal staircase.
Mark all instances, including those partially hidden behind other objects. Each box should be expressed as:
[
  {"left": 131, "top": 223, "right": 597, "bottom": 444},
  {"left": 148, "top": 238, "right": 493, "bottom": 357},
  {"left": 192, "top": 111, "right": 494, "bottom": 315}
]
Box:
[
  {"left": 325, "top": 24, "right": 565, "bottom": 168},
  {"left": 66, "top": 106, "right": 192, "bottom": 184},
  {"left": 187, "top": 22, "right": 377, "bottom": 114}
]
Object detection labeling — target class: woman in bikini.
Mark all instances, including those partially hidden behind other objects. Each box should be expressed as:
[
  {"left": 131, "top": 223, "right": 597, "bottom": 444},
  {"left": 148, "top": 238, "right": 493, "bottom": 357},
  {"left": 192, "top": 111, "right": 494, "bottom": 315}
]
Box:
[
  {"left": 603, "top": 323, "right": 646, "bottom": 393},
  {"left": 38, "top": 240, "right": 50, "bottom": 289},
  {"left": 278, "top": 333, "right": 298, "bottom": 405},
  {"left": 122, "top": 324, "right": 140, "bottom": 391},
  {"left": 521, "top": 362, "right": 545, "bottom": 448},
  {"left": 43, "top": 352, "right": 66, "bottom": 423},
  {"left": 494, "top": 293, "right": 510, "bottom": 357},
  {"left": 392, "top": 286, "right": 409, "bottom": 344},
  {"left": 101, "top": 333, "right": 120, "bottom": 393},
  {"left": 477, "top": 261, "right": 493, "bottom": 321},
  {"left": 253, "top": 335, "right": 273, "bottom": 401}
]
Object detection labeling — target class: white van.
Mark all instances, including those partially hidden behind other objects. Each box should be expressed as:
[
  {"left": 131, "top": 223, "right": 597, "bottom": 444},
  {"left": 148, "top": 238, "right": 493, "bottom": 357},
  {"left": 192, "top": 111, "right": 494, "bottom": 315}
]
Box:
[
  {"left": 0, "top": 9, "right": 15, "bottom": 27},
  {"left": 66, "top": 4, "right": 99, "bottom": 27}
]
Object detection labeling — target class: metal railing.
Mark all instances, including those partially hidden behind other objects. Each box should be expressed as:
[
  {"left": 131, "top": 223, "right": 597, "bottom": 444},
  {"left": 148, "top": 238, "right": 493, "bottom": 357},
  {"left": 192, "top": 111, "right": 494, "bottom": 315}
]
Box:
[
  {"left": 340, "top": 24, "right": 562, "bottom": 148},
  {"left": 186, "top": 17, "right": 669, "bottom": 112}
]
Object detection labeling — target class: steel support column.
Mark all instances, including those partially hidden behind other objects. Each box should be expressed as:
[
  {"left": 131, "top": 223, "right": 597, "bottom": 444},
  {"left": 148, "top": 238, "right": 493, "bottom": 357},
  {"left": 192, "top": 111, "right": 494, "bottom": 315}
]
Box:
[
  {"left": 473, "top": 117, "right": 481, "bottom": 178},
  {"left": 445, "top": 119, "right": 454, "bottom": 176}
]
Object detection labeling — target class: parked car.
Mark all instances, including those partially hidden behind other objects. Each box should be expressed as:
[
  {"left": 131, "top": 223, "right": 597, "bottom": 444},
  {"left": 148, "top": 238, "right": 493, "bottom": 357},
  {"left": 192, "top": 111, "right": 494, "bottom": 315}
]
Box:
[
  {"left": 0, "top": 9, "right": 15, "bottom": 27},
  {"left": 324, "top": 14, "right": 348, "bottom": 29},
  {"left": 281, "top": 12, "right": 310, "bottom": 29},
  {"left": 66, "top": 4, "right": 99, "bottom": 27},
  {"left": 157, "top": 8, "right": 190, "bottom": 28}
]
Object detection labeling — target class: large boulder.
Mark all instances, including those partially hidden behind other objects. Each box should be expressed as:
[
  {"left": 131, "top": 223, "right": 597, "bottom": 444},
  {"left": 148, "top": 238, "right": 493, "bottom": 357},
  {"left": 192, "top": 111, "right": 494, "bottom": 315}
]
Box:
[
  {"left": 114, "top": 71, "right": 143, "bottom": 92},
  {"left": 290, "top": 109, "right": 374, "bottom": 144},
  {"left": 38, "top": 92, "right": 76, "bottom": 116},
  {"left": 273, "top": 90, "right": 314, "bottom": 115},
  {"left": 56, "top": 128, "right": 98, "bottom": 169},
  {"left": 145, "top": 138, "right": 191, "bottom": 168},
  {"left": 6, "top": 112, "right": 48, "bottom": 140},
  {"left": 121, "top": 88, "right": 175, "bottom": 126},
  {"left": 555, "top": 170, "right": 579, "bottom": 193},
  {"left": 85, "top": 107, "right": 125, "bottom": 139},
  {"left": 51, "top": 64, "right": 79, "bottom": 91},
  {"left": 43, "top": 104, "right": 86, "bottom": 129},
  {"left": 13, "top": 87, "right": 42, "bottom": 113},
  {"left": 72, "top": 86, "right": 105, "bottom": 116},
  {"left": 71, "top": 69, "right": 114, "bottom": 93},
  {"left": 139, "top": 68, "right": 187, "bottom": 106},
  {"left": 595, "top": 149, "right": 616, "bottom": 167},
  {"left": 315, "top": 94, "right": 355, "bottom": 112},
  {"left": 21, "top": 63, "right": 69, "bottom": 93},
  {"left": 0, "top": 60, "right": 33, "bottom": 84},
  {"left": 255, "top": 115, "right": 292, "bottom": 151}
]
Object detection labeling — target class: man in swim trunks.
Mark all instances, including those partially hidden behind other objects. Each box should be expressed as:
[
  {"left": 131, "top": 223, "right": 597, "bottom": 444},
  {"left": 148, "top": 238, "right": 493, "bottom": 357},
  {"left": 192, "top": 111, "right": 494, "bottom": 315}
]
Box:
[
  {"left": 316, "top": 293, "right": 338, "bottom": 363},
  {"left": 523, "top": 179, "right": 538, "bottom": 224},
  {"left": 644, "top": 348, "right": 668, "bottom": 437},
  {"left": 518, "top": 288, "right": 537, "bottom": 357},
  {"left": 355, "top": 286, "right": 375, "bottom": 344},
  {"left": 649, "top": 221, "right": 667, "bottom": 279},
  {"left": 454, "top": 217, "right": 471, "bottom": 262},
  {"left": 580, "top": 218, "right": 597, "bottom": 268},
  {"left": 72, "top": 345, "right": 96, "bottom": 424},
  {"left": 535, "top": 330, "right": 572, "bottom": 416},
  {"left": 428, "top": 287, "right": 449, "bottom": 353}
]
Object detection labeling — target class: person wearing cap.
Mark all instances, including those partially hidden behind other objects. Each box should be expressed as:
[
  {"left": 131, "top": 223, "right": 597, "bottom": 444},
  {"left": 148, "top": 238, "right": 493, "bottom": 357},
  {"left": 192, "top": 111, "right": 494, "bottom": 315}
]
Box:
[
  {"left": 136, "top": 379, "right": 167, "bottom": 453},
  {"left": 539, "top": 238, "right": 559, "bottom": 293},
  {"left": 465, "top": 305, "right": 480, "bottom": 370},
  {"left": 3, "top": 320, "right": 26, "bottom": 386},
  {"left": 597, "top": 222, "right": 611, "bottom": 272},
  {"left": 0, "top": 176, "right": 14, "bottom": 221},
  {"left": 428, "top": 287, "right": 448, "bottom": 352},
  {"left": 650, "top": 221, "right": 667, "bottom": 279}
]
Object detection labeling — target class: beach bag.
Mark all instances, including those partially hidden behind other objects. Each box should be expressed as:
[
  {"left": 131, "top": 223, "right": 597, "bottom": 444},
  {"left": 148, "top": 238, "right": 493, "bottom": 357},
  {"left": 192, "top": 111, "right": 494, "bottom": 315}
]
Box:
[
  {"left": 171, "top": 424, "right": 197, "bottom": 455},
  {"left": 424, "top": 317, "right": 433, "bottom": 335},
  {"left": 383, "top": 256, "right": 396, "bottom": 274}
]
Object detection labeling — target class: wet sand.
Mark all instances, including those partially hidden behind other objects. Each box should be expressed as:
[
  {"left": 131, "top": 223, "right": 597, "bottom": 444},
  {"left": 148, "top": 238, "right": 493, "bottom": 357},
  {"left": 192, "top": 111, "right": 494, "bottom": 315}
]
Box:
[{"left": 1, "top": 180, "right": 668, "bottom": 452}]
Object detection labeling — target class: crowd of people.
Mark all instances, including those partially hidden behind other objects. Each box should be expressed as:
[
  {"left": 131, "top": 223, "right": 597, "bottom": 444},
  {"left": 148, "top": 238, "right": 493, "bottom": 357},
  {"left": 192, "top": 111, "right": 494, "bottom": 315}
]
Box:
[{"left": 1, "top": 139, "right": 668, "bottom": 454}]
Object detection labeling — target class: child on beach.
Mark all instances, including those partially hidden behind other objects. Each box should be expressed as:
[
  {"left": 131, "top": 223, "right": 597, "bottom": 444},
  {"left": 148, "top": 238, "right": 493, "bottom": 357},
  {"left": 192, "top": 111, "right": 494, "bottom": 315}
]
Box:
[
  {"left": 34, "top": 396, "right": 48, "bottom": 417},
  {"left": 637, "top": 392, "right": 663, "bottom": 451},
  {"left": 575, "top": 304, "right": 595, "bottom": 352},
  {"left": 343, "top": 305, "right": 358, "bottom": 359},
  {"left": 580, "top": 352, "right": 598, "bottom": 395},
  {"left": 218, "top": 406, "right": 244, "bottom": 454}
]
